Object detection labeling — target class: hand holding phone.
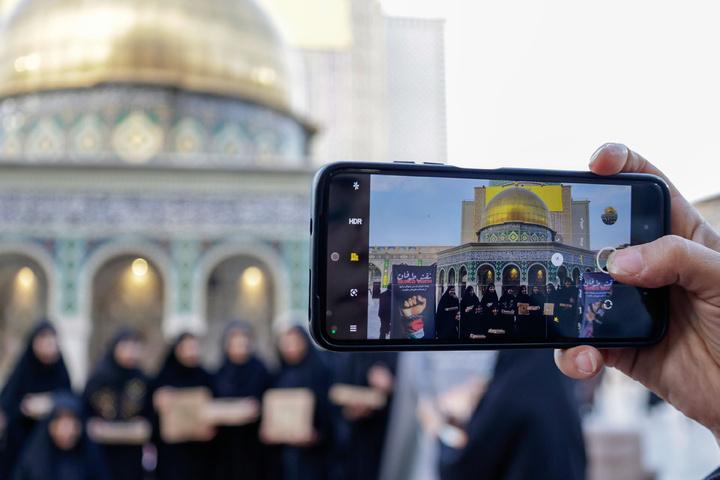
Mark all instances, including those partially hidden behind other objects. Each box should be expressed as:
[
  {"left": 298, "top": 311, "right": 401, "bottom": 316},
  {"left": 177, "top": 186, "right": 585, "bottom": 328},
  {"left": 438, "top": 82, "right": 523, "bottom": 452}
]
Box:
[
  {"left": 310, "top": 159, "right": 670, "bottom": 350},
  {"left": 553, "top": 143, "right": 720, "bottom": 447}
]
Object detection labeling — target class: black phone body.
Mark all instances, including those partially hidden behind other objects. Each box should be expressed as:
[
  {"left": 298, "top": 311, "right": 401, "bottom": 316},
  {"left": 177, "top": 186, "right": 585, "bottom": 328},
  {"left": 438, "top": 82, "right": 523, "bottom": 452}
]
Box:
[{"left": 310, "top": 162, "right": 670, "bottom": 351}]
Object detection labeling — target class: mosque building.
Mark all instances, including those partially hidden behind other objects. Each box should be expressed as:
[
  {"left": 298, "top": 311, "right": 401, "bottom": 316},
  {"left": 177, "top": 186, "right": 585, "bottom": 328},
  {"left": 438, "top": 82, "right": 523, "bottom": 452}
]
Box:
[
  {"left": 437, "top": 182, "right": 596, "bottom": 296},
  {"left": 0, "top": 0, "right": 448, "bottom": 387},
  {"left": 0, "top": 0, "right": 314, "bottom": 385},
  {"left": 370, "top": 182, "right": 598, "bottom": 300}
]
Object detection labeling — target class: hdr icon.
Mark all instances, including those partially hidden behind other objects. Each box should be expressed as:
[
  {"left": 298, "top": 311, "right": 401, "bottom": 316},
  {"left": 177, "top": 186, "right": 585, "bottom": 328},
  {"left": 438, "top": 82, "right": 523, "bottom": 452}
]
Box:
[{"left": 348, "top": 218, "right": 363, "bottom": 225}]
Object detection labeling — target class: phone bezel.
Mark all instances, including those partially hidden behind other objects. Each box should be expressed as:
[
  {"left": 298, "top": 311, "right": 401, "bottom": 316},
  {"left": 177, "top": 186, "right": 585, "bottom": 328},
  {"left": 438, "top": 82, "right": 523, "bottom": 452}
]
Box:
[{"left": 310, "top": 162, "right": 671, "bottom": 351}]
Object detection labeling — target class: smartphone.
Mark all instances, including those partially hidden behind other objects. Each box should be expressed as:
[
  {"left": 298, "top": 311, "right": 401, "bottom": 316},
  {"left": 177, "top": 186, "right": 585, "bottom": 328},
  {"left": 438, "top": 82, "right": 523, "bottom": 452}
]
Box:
[{"left": 310, "top": 162, "right": 670, "bottom": 351}]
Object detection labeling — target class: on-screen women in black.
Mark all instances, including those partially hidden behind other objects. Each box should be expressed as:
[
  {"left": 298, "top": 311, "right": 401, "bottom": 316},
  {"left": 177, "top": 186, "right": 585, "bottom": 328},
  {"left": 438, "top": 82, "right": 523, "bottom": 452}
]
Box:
[
  {"left": 459, "top": 286, "right": 480, "bottom": 339},
  {"left": 436, "top": 286, "right": 460, "bottom": 339}
]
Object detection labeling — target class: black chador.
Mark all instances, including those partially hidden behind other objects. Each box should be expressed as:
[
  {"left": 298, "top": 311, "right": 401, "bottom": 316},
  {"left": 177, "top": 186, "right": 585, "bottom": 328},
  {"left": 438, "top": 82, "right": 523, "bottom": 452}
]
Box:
[
  {"left": 273, "top": 326, "right": 333, "bottom": 480},
  {"left": 82, "top": 327, "right": 149, "bottom": 480},
  {"left": 439, "top": 350, "right": 586, "bottom": 480},
  {"left": 151, "top": 333, "right": 215, "bottom": 480},
  {"left": 10, "top": 391, "right": 112, "bottom": 480},
  {"left": 459, "top": 287, "right": 480, "bottom": 339},
  {"left": 212, "top": 321, "right": 274, "bottom": 480},
  {"left": 436, "top": 287, "right": 460, "bottom": 339},
  {"left": 0, "top": 321, "right": 72, "bottom": 479}
]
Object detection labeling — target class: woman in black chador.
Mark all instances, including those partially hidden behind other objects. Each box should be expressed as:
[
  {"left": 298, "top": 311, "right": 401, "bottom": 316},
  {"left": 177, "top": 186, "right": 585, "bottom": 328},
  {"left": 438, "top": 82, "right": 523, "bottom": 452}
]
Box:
[
  {"left": 82, "top": 327, "right": 150, "bottom": 480},
  {"left": 479, "top": 283, "right": 499, "bottom": 317},
  {"left": 331, "top": 352, "right": 397, "bottom": 480},
  {"left": 267, "top": 325, "right": 332, "bottom": 480},
  {"left": 514, "top": 285, "right": 533, "bottom": 338},
  {"left": 459, "top": 286, "right": 480, "bottom": 339},
  {"left": 151, "top": 333, "right": 215, "bottom": 480},
  {"left": 530, "top": 284, "right": 547, "bottom": 338},
  {"left": 498, "top": 286, "right": 517, "bottom": 337},
  {"left": 11, "top": 391, "right": 112, "bottom": 480},
  {"left": 0, "top": 320, "right": 72, "bottom": 478},
  {"left": 212, "top": 321, "right": 274, "bottom": 480},
  {"left": 436, "top": 286, "right": 460, "bottom": 339},
  {"left": 545, "top": 283, "right": 559, "bottom": 339},
  {"left": 439, "top": 350, "right": 586, "bottom": 480}
]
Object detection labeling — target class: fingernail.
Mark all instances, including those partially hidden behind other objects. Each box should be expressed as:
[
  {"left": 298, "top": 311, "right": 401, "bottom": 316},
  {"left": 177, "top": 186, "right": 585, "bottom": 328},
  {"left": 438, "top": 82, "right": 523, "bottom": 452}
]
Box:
[
  {"left": 607, "top": 248, "right": 644, "bottom": 276},
  {"left": 576, "top": 351, "right": 597, "bottom": 375},
  {"left": 589, "top": 144, "right": 607, "bottom": 166}
]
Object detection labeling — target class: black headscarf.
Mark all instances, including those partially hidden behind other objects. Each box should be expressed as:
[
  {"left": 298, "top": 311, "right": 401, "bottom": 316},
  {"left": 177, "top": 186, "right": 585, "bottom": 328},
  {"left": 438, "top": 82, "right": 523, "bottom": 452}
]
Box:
[
  {"left": 10, "top": 391, "right": 111, "bottom": 480},
  {"left": 439, "top": 350, "right": 586, "bottom": 480},
  {"left": 274, "top": 326, "right": 333, "bottom": 480},
  {"left": 212, "top": 321, "right": 274, "bottom": 480},
  {"left": 479, "top": 283, "right": 499, "bottom": 313},
  {"left": 153, "top": 333, "right": 213, "bottom": 392},
  {"left": 460, "top": 286, "right": 480, "bottom": 314},
  {"left": 214, "top": 320, "right": 272, "bottom": 399},
  {"left": 1, "top": 320, "right": 72, "bottom": 421},
  {"left": 0, "top": 320, "right": 72, "bottom": 479},
  {"left": 435, "top": 287, "right": 460, "bottom": 339},
  {"left": 83, "top": 327, "right": 149, "bottom": 421}
]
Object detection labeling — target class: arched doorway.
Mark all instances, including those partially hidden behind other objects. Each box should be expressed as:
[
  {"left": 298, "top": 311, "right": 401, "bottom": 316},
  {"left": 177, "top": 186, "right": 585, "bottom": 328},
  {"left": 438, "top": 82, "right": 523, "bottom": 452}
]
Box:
[
  {"left": 90, "top": 255, "right": 164, "bottom": 373},
  {"left": 528, "top": 264, "right": 547, "bottom": 287},
  {"left": 502, "top": 264, "right": 521, "bottom": 289},
  {"left": 369, "top": 263, "right": 382, "bottom": 298},
  {"left": 572, "top": 267, "right": 581, "bottom": 286},
  {"left": 448, "top": 268, "right": 456, "bottom": 291},
  {"left": 557, "top": 265, "right": 568, "bottom": 285},
  {"left": 459, "top": 265, "right": 468, "bottom": 294},
  {"left": 206, "top": 256, "right": 275, "bottom": 368},
  {"left": 0, "top": 255, "right": 48, "bottom": 383},
  {"left": 437, "top": 269, "right": 446, "bottom": 300},
  {"left": 476, "top": 264, "right": 495, "bottom": 293}
]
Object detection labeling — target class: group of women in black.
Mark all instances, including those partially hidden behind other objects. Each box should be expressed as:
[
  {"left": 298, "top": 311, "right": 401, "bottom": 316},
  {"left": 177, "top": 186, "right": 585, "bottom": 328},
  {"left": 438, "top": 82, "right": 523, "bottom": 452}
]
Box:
[
  {"left": 0, "top": 320, "right": 396, "bottom": 480},
  {"left": 436, "top": 280, "right": 581, "bottom": 340}
]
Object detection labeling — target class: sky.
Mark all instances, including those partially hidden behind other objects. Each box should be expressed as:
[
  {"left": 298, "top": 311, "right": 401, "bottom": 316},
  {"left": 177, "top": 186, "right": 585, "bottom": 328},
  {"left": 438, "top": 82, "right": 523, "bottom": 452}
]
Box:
[
  {"left": 368, "top": 175, "right": 631, "bottom": 250},
  {"left": 378, "top": 0, "right": 720, "bottom": 204}
]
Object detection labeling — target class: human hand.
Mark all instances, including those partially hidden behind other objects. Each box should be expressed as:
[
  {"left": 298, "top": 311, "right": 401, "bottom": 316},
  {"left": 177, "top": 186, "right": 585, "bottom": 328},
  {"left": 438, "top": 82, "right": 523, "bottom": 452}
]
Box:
[
  {"left": 401, "top": 295, "right": 426, "bottom": 317},
  {"left": 554, "top": 143, "right": 720, "bottom": 440}
]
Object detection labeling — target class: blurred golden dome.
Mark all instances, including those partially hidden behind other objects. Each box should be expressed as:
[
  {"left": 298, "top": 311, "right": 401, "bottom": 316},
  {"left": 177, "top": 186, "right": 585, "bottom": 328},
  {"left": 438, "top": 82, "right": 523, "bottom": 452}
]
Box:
[
  {"left": 0, "top": 0, "right": 293, "bottom": 113},
  {"left": 481, "top": 187, "right": 550, "bottom": 229}
]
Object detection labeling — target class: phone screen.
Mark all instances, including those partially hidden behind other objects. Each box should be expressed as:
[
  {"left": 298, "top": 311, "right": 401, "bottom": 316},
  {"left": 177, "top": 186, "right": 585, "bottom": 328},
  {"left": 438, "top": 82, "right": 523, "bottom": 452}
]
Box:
[{"left": 312, "top": 164, "right": 669, "bottom": 349}]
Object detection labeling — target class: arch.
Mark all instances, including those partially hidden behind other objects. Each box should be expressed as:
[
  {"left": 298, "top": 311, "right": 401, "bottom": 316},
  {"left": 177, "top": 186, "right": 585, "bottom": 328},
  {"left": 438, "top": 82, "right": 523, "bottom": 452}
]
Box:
[
  {"left": 368, "top": 263, "right": 382, "bottom": 298},
  {"left": 0, "top": 242, "right": 54, "bottom": 313},
  {"left": 198, "top": 242, "right": 290, "bottom": 364},
  {"left": 459, "top": 265, "right": 468, "bottom": 294},
  {"left": 0, "top": 251, "right": 50, "bottom": 384},
  {"left": 476, "top": 263, "right": 495, "bottom": 292},
  {"left": 502, "top": 263, "right": 521, "bottom": 288},
  {"left": 527, "top": 263, "right": 547, "bottom": 287},
  {"left": 437, "top": 269, "right": 446, "bottom": 300},
  {"left": 90, "top": 254, "right": 165, "bottom": 372},
  {"left": 448, "top": 267, "right": 456, "bottom": 289},
  {"left": 556, "top": 265, "right": 568, "bottom": 284},
  {"left": 572, "top": 267, "right": 581, "bottom": 285},
  {"left": 82, "top": 240, "right": 172, "bottom": 379}
]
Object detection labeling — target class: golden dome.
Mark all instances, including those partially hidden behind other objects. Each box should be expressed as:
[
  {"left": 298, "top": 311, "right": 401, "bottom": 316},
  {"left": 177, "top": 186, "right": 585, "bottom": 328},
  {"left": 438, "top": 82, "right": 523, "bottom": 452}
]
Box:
[
  {"left": 481, "top": 187, "right": 550, "bottom": 229},
  {"left": 0, "top": 0, "right": 293, "bottom": 113}
]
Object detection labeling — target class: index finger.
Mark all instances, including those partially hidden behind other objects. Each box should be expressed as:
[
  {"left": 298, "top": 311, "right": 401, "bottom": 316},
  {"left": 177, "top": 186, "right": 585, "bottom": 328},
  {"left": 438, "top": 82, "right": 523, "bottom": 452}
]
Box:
[
  {"left": 588, "top": 143, "right": 681, "bottom": 198},
  {"left": 588, "top": 143, "right": 715, "bottom": 249}
]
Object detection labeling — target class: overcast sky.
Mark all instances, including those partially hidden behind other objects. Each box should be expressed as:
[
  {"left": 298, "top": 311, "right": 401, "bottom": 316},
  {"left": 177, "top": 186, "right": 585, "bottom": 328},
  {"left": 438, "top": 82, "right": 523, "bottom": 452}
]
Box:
[{"left": 379, "top": 0, "right": 720, "bottom": 204}]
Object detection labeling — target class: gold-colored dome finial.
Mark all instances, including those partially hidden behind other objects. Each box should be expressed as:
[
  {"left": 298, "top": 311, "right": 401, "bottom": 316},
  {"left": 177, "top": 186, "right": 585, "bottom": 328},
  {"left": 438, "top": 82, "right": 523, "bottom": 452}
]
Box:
[{"left": 0, "top": 0, "right": 294, "bottom": 113}]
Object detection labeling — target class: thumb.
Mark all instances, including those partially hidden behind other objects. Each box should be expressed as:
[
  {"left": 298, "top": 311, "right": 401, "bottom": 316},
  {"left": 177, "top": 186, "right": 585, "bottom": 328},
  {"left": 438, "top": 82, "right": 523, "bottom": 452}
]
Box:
[{"left": 607, "top": 235, "right": 720, "bottom": 301}]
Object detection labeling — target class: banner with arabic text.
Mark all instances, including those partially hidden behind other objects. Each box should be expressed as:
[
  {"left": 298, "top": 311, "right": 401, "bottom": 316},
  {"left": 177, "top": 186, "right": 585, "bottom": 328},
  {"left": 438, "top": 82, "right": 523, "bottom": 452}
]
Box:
[{"left": 390, "top": 265, "right": 436, "bottom": 339}]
